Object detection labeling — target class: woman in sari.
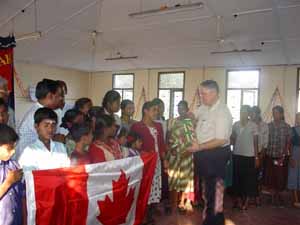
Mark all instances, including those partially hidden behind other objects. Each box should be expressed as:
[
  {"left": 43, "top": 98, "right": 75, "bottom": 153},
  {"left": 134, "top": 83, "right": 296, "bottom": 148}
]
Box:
[
  {"left": 89, "top": 114, "right": 123, "bottom": 163},
  {"left": 130, "top": 101, "right": 166, "bottom": 224},
  {"left": 167, "top": 100, "right": 196, "bottom": 213}
]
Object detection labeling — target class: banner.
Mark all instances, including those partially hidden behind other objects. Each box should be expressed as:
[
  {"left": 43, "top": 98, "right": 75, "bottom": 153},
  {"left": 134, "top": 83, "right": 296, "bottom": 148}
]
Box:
[
  {"left": 0, "top": 36, "right": 16, "bottom": 109},
  {"left": 24, "top": 153, "right": 157, "bottom": 225}
]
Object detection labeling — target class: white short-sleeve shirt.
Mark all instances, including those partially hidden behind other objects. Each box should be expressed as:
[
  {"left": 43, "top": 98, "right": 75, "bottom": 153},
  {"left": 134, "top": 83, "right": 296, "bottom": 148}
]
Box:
[
  {"left": 232, "top": 120, "right": 258, "bottom": 157},
  {"left": 18, "top": 139, "right": 70, "bottom": 171},
  {"left": 16, "top": 102, "right": 62, "bottom": 160},
  {"left": 16, "top": 102, "right": 43, "bottom": 160},
  {"left": 195, "top": 100, "right": 233, "bottom": 146}
]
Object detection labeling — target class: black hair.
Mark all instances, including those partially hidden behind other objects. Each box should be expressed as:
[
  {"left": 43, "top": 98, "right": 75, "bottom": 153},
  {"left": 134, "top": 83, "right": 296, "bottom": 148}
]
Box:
[
  {"left": 94, "top": 114, "right": 115, "bottom": 139},
  {"left": 251, "top": 106, "right": 262, "bottom": 121},
  {"left": 126, "top": 131, "right": 142, "bottom": 148},
  {"left": 142, "top": 101, "right": 156, "bottom": 117},
  {"left": 272, "top": 105, "right": 285, "bottom": 121},
  {"left": 0, "top": 124, "right": 19, "bottom": 145},
  {"left": 251, "top": 106, "right": 261, "bottom": 115},
  {"left": 70, "top": 122, "right": 92, "bottom": 142},
  {"left": 74, "top": 98, "right": 92, "bottom": 111},
  {"left": 0, "top": 98, "right": 8, "bottom": 111},
  {"left": 200, "top": 80, "right": 219, "bottom": 93},
  {"left": 121, "top": 99, "right": 134, "bottom": 110},
  {"left": 102, "top": 90, "right": 121, "bottom": 109},
  {"left": 152, "top": 98, "right": 164, "bottom": 106},
  {"left": 88, "top": 106, "right": 105, "bottom": 119},
  {"left": 240, "top": 105, "right": 251, "bottom": 113},
  {"left": 57, "top": 80, "right": 67, "bottom": 94},
  {"left": 61, "top": 109, "right": 83, "bottom": 129},
  {"left": 272, "top": 105, "right": 284, "bottom": 114},
  {"left": 34, "top": 107, "right": 58, "bottom": 124},
  {"left": 178, "top": 100, "right": 188, "bottom": 109},
  {"left": 116, "top": 127, "right": 128, "bottom": 139},
  {"left": 35, "top": 79, "right": 60, "bottom": 100}
]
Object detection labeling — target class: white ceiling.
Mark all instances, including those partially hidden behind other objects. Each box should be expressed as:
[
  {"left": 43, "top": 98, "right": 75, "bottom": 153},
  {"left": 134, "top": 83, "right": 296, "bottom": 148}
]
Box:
[{"left": 0, "top": 0, "right": 300, "bottom": 72}]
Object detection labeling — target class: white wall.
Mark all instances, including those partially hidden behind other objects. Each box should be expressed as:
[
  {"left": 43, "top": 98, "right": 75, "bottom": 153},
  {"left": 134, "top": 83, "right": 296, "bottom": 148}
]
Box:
[
  {"left": 13, "top": 63, "right": 298, "bottom": 125},
  {"left": 90, "top": 66, "right": 299, "bottom": 123},
  {"left": 14, "top": 62, "right": 90, "bottom": 125}
]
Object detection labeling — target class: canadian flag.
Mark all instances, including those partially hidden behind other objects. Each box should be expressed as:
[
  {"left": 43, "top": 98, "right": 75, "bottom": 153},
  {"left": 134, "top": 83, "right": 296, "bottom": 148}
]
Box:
[{"left": 24, "top": 153, "right": 157, "bottom": 225}]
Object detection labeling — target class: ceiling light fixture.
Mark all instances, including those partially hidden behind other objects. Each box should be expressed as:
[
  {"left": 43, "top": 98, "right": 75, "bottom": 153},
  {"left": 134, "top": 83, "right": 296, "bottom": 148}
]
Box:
[
  {"left": 105, "top": 55, "right": 138, "bottom": 61},
  {"left": 129, "top": 2, "right": 204, "bottom": 18},
  {"left": 211, "top": 49, "right": 262, "bottom": 54},
  {"left": 15, "top": 31, "right": 42, "bottom": 41}
]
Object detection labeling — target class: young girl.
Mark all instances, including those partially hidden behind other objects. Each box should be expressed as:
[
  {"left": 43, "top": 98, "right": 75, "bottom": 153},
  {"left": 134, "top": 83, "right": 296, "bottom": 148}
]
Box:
[
  {"left": 60, "top": 109, "right": 85, "bottom": 155},
  {"left": 102, "top": 90, "right": 121, "bottom": 125},
  {"left": 70, "top": 122, "right": 93, "bottom": 166},
  {"left": 288, "top": 112, "right": 300, "bottom": 208},
  {"left": 120, "top": 99, "right": 137, "bottom": 130},
  {"left": 116, "top": 127, "right": 129, "bottom": 157},
  {"left": 74, "top": 98, "right": 93, "bottom": 115},
  {"left": 88, "top": 106, "right": 105, "bottom": 131},
  {"left": 126, "top": 131, "right": 142, "bottom": 157},
  {"left": 88, "top": 115, "right": 123, "bottom": 163}
]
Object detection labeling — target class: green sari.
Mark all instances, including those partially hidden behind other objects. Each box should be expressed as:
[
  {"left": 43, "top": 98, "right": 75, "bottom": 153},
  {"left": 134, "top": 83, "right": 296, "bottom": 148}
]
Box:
[{"left": 167, "top": 117, "right": 195, "bottom": 194}]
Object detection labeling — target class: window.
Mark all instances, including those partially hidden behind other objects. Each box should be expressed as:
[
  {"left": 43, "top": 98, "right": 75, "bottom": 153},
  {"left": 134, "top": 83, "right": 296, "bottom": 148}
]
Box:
[
  {"left": 226, "top": 70, "right": 260, "bottom": 122},
  {"left": 297, "top": 68, "right": 300, "bottom": 112},
  {"left": 158, "top": 72, "right": 185, "bottom": 119},
  {"left": 112, "top": 74, "right": 134, "bottom": 101}
]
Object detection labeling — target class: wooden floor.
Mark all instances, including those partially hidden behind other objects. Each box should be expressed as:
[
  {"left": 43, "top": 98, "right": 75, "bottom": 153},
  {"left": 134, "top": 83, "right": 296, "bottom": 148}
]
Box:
[{"left": 155, "top": 195, "right": 300, "bottom": 225}]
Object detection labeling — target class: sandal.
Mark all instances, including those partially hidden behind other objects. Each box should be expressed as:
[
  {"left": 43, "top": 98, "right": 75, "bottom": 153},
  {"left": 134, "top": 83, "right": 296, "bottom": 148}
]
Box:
[
  {"left": 293, "top": 202, "right": 300, "bottom": 208},
  {"left": 177, "top": 206, "right": 187, "bottom": 214}
]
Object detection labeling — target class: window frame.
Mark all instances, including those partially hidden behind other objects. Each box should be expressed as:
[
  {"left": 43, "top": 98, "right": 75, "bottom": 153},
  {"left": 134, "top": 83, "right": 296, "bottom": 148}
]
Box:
[
  {"left": 297, "top": 68, "right": 300, "bottom": 112},
  {"left": 112, "top": 73, "right": 135, "bottom": 101},
  {"left": 157, "top": 71, "right": 185, "bottom": 119},
  {"left": 225, "top": 69, "right": 261, "bottom": 119}
]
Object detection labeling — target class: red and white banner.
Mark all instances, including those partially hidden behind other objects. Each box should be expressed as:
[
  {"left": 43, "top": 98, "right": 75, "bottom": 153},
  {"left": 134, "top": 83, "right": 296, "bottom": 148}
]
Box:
[
  {"left": 0, "top": 36, "right": 15, "bottom": 109},
  {"left": 24, "top": 153, "right": 157, "bottom": 225}
]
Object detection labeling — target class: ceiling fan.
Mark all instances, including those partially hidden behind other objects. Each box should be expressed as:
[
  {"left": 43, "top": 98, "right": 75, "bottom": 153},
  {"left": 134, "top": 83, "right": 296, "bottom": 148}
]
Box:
[
  {"left": 14, "top": 1, "right": 42, "bottom": 42},
  {"left": 207, "top": 16, "right": 262, "bottom": 54},
  {"left": 105, "top": 52, "right": 138, "bottom": 61}
]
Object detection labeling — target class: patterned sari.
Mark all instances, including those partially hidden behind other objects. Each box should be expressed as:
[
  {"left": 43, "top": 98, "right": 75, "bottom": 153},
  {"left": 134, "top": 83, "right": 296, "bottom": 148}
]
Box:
[{"left": 167, "top": 117, "right": 195, "bottom": 197}]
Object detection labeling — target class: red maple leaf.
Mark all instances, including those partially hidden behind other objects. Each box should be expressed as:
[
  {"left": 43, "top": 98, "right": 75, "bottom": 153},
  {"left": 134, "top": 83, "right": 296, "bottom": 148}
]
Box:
[{"left": 97, "top": 170, "right": 136, "bottom": 225}]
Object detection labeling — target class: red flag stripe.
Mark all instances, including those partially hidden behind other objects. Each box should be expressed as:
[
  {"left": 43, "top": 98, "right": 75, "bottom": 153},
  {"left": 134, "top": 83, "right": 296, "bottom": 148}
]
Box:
[
  {"left": 32, "top": 165, "right": 89, "bottom": 225},
  {"left": 133, "top": 153, "right": 158, "bottom": 225}
]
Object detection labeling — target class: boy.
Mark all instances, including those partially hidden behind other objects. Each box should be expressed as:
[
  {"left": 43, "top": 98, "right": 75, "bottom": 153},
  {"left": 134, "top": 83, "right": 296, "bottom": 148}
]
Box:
[
  {"left": 17, "top": 79, "right": 63, "bottom": 160},
  {"left": 18, "top": 107, "right": 70, "bottom": 171},
  {"left": 0, "top": 124, "right": 25, "bottom": 225},
  {"left": 0, "top": 98, "right": 9, "bottom": 125},
  {"left": 70, "top": 122, "right": 93, "bottom": 166}
]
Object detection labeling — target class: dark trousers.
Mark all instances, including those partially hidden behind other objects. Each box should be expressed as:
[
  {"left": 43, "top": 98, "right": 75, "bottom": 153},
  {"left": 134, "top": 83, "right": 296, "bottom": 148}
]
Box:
[
  {"left": 202, "top": 177, "right": 225, "bottom": 225},
  {"left": 195, "top": 146, "right": 230, "bottom": 225},
  {"left": 161, "top": 160, "right": 170, "bottom": 203}
]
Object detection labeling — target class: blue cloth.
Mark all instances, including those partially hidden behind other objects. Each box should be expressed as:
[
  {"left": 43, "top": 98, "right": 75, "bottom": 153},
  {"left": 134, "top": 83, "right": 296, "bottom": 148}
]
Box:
[
  {"left": 288, "top": 126, "right": 300, "bottom": 190},
  {"left": 0, "top": 160, "right": 25, "bottom": 225}
]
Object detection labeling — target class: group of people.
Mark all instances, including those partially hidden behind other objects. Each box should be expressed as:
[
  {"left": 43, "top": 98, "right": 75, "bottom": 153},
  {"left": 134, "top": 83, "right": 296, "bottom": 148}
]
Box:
[{"left": 0, "top": 77, "right": 300, "bottom": 225}]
